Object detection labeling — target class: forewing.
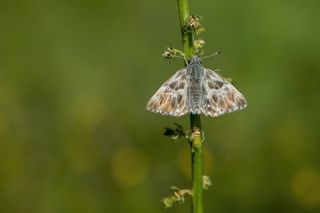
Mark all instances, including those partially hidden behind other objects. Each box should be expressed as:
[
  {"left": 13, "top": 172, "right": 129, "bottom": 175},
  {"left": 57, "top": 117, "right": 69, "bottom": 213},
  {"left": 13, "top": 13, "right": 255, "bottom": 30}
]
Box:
[
  {"left": 201, "top": 69, "right": 247, "bottom": 117},
  {"left": 146, "top": 69, "right": 189, "bottom": 117}
]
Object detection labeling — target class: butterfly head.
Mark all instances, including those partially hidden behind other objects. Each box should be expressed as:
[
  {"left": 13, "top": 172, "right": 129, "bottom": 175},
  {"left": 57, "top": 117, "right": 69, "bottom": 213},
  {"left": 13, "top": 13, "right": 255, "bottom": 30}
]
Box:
[{"left": 189, "top": 56, "right": 202, "bottom": 65}]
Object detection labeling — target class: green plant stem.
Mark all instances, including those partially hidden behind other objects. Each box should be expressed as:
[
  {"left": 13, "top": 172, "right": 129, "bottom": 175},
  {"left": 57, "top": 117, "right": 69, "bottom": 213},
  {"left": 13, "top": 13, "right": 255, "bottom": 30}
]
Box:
[
  {"left": 177, "top": 0, "right": 193, "bottom": 60},
  {"left": 177, "top": 0, "right": 204, "bottom": 213},
  {"left": 190, "top": 114, "right": 203, "bottom": 213}
]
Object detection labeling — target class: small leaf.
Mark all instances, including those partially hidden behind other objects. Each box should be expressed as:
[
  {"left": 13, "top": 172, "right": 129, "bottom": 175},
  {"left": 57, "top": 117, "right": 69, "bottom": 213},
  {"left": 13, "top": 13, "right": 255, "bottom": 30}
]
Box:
[
  {"left": 161, "top": 186, "right": 192, "bottom": 208},
  {"left": 161, "top": 196, "right": 176, "bottom": 208},
  {"left": 162, "top": 44, "right": 185, "bottom": 63},
  {"left": 193, "top": 39, "right": 205, "bottom": 55},
  {"left": 187, "top": 15, "right": 206, "bottom": 35}
]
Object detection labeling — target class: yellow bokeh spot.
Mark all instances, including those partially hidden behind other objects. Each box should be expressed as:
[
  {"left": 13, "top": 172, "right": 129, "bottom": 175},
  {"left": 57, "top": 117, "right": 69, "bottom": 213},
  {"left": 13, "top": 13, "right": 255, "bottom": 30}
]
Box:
[
  {"left": 111, "top": 148, "right": 148, "bottom": 187},
  {"left": 292, "top": 168, "right": 320, "bottom": 207}
]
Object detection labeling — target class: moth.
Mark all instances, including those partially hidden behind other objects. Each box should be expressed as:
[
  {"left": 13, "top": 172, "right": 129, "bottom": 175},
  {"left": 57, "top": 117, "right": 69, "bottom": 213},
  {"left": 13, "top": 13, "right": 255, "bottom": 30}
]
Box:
[{"left": 146, "top": 56, "right": 247, "bottom": 117}]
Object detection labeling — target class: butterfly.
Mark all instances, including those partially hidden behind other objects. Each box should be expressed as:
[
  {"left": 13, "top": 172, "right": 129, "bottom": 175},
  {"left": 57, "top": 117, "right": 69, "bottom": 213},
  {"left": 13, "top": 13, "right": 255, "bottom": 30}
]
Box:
[{"left": 146, "top": 56, "right": 247, "bottom": 117}]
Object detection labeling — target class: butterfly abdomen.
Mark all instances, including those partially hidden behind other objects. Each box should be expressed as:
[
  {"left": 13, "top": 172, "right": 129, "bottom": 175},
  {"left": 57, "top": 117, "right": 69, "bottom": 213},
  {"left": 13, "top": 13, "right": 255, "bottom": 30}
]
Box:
[
  {"left": 188, "top": 80, "right": 202, "bottom": 114},
  {"left": 187, "top": 62, "right": 204, "bottom": 114}
]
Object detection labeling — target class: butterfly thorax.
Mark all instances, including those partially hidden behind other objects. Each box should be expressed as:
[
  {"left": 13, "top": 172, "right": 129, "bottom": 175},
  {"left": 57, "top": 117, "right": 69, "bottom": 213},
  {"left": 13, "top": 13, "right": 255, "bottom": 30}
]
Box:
[{"left": 187, "top": 58, "right": 205, "bottom": 114}]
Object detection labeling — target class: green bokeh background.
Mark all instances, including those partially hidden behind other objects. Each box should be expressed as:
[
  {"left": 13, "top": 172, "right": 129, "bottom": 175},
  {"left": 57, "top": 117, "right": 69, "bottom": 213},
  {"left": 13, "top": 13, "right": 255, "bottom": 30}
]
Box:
[{"left": 1, "top": 0, "right": 320, "bottom": 212}]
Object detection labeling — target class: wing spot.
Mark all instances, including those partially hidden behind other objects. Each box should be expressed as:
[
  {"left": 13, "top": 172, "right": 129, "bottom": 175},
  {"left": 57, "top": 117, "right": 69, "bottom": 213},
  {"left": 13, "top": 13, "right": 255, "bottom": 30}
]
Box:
[
  {"left": 225, "top": 99, "right": 233, "bottom": 109},
  {"left": 159, "top": 95, "right": 167, "bottom": 105},
  {"left": 207, "top": 82, "right": 215, "bottom": 89},
  {"left": 219, "top": 101, "right": 226, "bottom": 109},
  {"left": 163, "top": 101, "right": 172, "bottom": 112},
  {"left": 237, "top": 98, "right": 246, "bottom": 107},
  {"left": 214, "top": 80, "right": 224, "bottom": 88},
  {"left": 169, "top": 81, "right": 177, "bottom": 89},
  {"left": 178, "top": 82, "right": 185, "bottom": 89},
  {"left": 211, "top": 95, "right": 218, "bottom": 103},
  {"left": 181, "top": 74, "right": 187, "bottom": 79},
  {"left": 204, "top": 98, "right": 210, "bottom": 105},
  {"left": 177, "top": 94, "right": 183, "bottom": 106},
  {"left": 171, "top": 97, "right": 177, "bottom": 108},
  {"left": 228, "top": 91, "right": 235, "bottom": 101}
]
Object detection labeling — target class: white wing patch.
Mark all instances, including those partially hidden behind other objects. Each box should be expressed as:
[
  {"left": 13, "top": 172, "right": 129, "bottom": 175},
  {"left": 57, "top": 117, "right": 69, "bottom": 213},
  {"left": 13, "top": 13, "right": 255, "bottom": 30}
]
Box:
[
  {"left": 201, "top": 69, "right": 247, "bottom": 117},
  {"left": 146, "top": 69, "right": 189, "bottom": 117}
]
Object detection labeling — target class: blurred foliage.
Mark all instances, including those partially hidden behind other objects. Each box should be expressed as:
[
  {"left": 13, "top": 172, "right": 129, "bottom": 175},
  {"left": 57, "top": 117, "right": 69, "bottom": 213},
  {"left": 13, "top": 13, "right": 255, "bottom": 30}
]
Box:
[{"left": 0, "top": 0, "right": 320, "bottom": 212}]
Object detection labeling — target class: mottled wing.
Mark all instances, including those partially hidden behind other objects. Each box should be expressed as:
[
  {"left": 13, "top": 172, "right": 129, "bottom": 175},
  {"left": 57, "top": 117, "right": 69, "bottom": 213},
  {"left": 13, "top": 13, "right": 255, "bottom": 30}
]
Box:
[
  {"left": 146, "top": 69, "right": 189, "bottom": 117},
  {"left": 201, "top": 68, "right": 247, "bottom": 117}
]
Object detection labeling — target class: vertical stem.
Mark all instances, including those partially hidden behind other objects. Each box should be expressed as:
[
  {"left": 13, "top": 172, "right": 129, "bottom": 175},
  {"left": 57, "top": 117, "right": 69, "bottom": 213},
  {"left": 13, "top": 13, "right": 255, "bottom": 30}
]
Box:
[
  {"left": 177, "top": 0, "right": 194, "bottom": 60},
  {"left": 190, "top": 114, "right": 203, "bottom": 213},
  {"left": 177, "top": 1, "right": 204, "bottom": 212}
]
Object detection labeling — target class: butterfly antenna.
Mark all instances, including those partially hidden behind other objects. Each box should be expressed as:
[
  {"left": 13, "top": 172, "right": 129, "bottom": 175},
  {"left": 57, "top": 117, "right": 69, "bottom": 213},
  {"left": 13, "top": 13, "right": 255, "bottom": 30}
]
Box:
[{"left": 201, "top": 51, "right": 221, "bottom": 59}]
